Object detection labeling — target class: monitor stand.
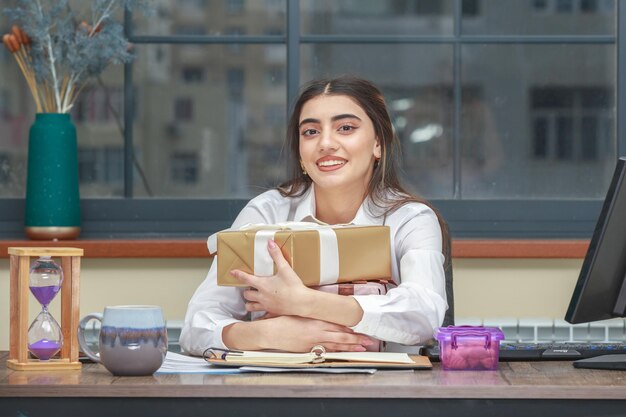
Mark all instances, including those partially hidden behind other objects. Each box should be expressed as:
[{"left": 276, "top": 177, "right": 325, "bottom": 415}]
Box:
[{"left": 573, "top": 354, "right": 626, "bottom": 370}]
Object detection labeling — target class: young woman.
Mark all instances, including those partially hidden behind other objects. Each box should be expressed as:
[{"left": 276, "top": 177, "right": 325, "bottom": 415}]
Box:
[{"left": 180, "top": 76, "right": 449, "bottom": 356}]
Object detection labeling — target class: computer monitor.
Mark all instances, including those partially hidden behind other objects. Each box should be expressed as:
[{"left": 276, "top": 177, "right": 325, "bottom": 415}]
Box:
[{"left": 565, "top": 156, "right": 626, "bottom": 370}]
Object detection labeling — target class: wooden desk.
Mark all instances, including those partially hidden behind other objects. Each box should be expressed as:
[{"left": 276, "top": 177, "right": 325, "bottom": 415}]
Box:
[{"left": 2, "top": 352, "right": 625, "bottom": 417}]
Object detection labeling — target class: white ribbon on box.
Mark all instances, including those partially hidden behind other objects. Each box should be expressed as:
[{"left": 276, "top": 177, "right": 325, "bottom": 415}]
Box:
[{"left": 208, "top": 222, "right": 341, "bottom": 286}]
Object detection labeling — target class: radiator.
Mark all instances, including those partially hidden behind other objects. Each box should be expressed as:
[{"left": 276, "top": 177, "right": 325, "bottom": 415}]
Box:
[{"left": 457, "top": 317, "right": 626, "bottom": 343}]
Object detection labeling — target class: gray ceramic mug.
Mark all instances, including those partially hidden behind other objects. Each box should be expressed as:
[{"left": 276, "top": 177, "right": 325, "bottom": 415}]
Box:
[{"left": 77, "top": 305, "right": 168, "bottom": 376}]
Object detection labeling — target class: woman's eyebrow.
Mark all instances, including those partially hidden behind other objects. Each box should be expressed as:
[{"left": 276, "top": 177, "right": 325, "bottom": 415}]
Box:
[
  {"left": 331, "top": 113, "right": 362, "bottom": 122},
  {"left": 299, "top": 118, "right": 320, "bottom": 127},
  {"left": 299, "top": 113, "right": 362, "bottom": 128}
]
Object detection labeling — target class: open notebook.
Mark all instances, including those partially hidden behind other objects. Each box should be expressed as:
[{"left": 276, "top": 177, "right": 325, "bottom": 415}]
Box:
[{"left": 204, "top": 345, "right": 431, "bottom": 369}]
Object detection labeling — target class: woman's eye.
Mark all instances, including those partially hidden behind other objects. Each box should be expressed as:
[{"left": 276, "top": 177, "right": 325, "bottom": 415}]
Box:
[
  {"left": 338, "top": 125, "right": 355, "bottom": 132},
  {"left": 301, "top": 128, "right": 318, "bottom": 136}
]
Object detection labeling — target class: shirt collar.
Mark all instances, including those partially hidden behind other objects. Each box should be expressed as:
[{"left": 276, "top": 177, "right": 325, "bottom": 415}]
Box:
[
  {"left": 293, "top": 185, "right": 384, "bottom": 226},
  {"left": 292, "top": 185, "right": 317, "bottom": 222}
]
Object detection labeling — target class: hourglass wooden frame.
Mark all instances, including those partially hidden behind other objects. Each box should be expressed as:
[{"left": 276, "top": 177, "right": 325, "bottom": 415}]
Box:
[{"left": 7, "top": 247, "right": 83, "bottom": 371}]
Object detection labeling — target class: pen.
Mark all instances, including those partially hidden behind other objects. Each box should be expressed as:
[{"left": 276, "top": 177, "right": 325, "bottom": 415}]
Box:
[{"left": 203, "top": 347, "right": 244, "bottom": 361}]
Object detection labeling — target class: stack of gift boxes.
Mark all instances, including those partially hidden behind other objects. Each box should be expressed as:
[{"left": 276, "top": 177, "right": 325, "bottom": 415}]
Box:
[{"left": 209, "top": 223, "right": 393, "bottom": 351}]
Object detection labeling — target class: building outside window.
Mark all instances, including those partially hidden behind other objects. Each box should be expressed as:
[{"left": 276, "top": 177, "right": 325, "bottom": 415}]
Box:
[
  {"left": 224, "top": 27, "right": 246, "bottom": 54},
  {"left": 533, "top": 0, "right": 612, "bottom": 13},
  {"left": 170, "top": 152, "right": 199, "bottom": 184},
  {"left": 78, "top": 147, "right": 124, "bottom": 185},
  {"left": 227, "top": 0, "right": 245, "bottom": 14},
  {"left": 73, "top": 86, "right": 123, "bottom": 124},
  {"left": 181, "top": 67, "right": 205, "bottom": 83},
  {"left": 531, "top": 87, "right": 612, "bottom": 162},
  {"left": 0, "top": 153, "right": 10, "bottom": 184},
  {"left": 265, "top": 67, "right": 285, "bottom": 86},
  {"left": 78, "top": 149, "right": 98, "bottom": 183},
  {"left": 174, "top": 98, "right": 194, "bottom": 122}
]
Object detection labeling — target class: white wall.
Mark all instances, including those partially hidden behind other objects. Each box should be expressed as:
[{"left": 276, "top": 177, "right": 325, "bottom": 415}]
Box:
[
  {"left": 0, "top": 257, "right": 583, "bottom": 350},
  {"left": 453, "top": 258, "right": 582, "bottom": 320}
]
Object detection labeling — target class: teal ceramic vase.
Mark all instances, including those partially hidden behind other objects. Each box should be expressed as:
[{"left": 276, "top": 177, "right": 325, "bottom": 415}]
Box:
[{"left": 25, "top": 113, "right": 81, "bottom": 240}]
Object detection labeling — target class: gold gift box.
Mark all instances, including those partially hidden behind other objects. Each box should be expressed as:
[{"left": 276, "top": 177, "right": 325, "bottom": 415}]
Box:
[{"left": 215, "top": 225, "right": 391, "bottom": 287}]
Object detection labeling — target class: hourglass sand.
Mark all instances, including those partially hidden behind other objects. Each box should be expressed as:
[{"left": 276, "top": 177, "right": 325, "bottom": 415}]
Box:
[
  {"left": 7, "top": 247, "right": 83, "bottom": 371},
  {"left": 28, "top": 256, "right": 64, "bottom": 360}
]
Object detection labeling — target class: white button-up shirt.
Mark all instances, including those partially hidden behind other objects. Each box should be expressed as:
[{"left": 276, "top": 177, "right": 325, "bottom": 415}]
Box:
[{"left": 179, "top": 186, "right": 447, "bottom": 356}]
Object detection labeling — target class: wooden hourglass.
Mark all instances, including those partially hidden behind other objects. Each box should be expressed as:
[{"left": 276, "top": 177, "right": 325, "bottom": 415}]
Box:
[{"left": 7, "top": 247, "right": 83, "bottom": 371}]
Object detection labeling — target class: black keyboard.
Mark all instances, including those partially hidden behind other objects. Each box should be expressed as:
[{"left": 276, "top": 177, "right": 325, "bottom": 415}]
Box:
[{"left": 424, "top": 342, "right": 626, "bottom": 361}]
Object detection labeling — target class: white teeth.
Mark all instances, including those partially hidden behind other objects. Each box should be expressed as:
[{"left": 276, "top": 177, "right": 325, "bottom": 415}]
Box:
[{"left": 318, "top": 160, "right": 346, "bottom": 167}]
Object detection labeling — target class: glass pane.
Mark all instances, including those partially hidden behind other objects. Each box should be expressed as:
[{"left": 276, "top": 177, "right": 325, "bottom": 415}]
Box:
[
  {"left": 72, "top": 67, "right": 125, "bottom": 198},
  {"left": 0, "top": 45, "right": 31, "bottom": 197},
  {"left": 134, "top": 0, "right": 286, "bottom": 36},
  {"left": 301, "top": 0, "right": 454, "bottom": 36},
  {"left": 0, "top": 0, "right": 31, "bottom": 197},
  {"left": 302, "top": 44, "right": 454, "bottom": 198},
  {"left": 133, "top": 44, "right": 287, "bottom": 197},
  {"left": 461, "top": 44, "right": 616, "bottom": 198},
  {"left": 462, "top": 0, "right": 616, "bottom": 35}
]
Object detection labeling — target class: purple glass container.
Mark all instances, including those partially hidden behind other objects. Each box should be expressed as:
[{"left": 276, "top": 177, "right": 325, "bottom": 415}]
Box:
[{"left": 435, "top": 325, "right": 504, "bottom": 370}]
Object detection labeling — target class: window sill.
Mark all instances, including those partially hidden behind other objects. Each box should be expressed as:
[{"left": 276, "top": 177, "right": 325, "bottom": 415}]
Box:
[{"left": 0, "top": 239, "right": 589, "bottom": 259}]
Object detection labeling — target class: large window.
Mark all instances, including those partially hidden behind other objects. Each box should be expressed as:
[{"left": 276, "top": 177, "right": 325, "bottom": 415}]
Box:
[{"left": 0, "top": 0, "right": 622, "bottom": 238}]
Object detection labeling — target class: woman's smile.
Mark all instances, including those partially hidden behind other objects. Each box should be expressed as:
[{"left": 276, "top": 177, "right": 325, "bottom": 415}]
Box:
[{"left": 316, "top": 155, "right": 347, "bottom": 171}]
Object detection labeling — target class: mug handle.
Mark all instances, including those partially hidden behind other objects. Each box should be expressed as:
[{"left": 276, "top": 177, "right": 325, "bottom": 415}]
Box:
[{"left": 77, "top": 313, "right": 103, "bottom": 363}]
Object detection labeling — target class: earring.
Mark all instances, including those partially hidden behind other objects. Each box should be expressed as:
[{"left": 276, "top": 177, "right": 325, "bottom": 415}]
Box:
[{"left": 300, "top": 160, "right": 307, "bottom": 176}]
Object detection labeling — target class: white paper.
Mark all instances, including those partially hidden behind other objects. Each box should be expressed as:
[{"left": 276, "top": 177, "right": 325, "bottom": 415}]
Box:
[
  {"left": 155, "top": 351, "right": 242, "bottom": 374},
  {"left": 239, "top": 366, "right": 377, "bottom": 374}
]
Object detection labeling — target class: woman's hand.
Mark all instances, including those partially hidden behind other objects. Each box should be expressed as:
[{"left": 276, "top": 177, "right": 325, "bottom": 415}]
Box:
[
  {"left": 230, "top": 239, "right": 313, "bottom": 317},
  {"left": 258, "top": 316, "right": 373, "bottom": 352}
]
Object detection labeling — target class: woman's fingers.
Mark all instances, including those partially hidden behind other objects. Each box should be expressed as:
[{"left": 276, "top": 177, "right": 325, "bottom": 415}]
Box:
[
  {"left": 320, "top": 322, "right": 354, "bottom": 334},
  {"left": 254, "top": 312, "right": 278, "bottom": 320},
  {"left": 243, "top": 288, "right": 260, "bottom": 302},
  {"left": 323, "top": 342, "right": 368, "bottom": 352},
  {"left": 267, "top": 239, "right": 291, "bottom": 271},
  {"left": 313, "top": 322, "right": 374, "bottom": 348},
  {"left": 317, "top": 331, "right": 371, "bottom": 352},
  {"left": 230, "top": 269, "right": 259, "bottom": 288},
  {"left": 245, "top": 302, "right": 264, "bottom": 312},
  {"left": 325, "top": 331, "right": 373, "bottom": 347}
]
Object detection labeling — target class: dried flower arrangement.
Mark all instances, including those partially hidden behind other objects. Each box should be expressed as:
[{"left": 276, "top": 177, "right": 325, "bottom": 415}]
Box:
[{"left": 2, "top": 0, "right": 152, "bottom": 113}]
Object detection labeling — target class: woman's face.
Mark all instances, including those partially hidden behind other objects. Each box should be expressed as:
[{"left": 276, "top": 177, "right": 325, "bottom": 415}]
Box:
[{"left": 298, "top": 94, "right": 381, "bottom": 195}]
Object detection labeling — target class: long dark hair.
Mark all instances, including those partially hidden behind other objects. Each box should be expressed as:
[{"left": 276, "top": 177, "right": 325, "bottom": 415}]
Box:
[{"left": 278, "top": 76, "right": 450, "bottom": 266}]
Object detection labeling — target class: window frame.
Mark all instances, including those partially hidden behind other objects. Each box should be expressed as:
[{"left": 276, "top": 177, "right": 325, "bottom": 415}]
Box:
[{"left": 0, "top": 0, "right": 624, "bottom": 239}]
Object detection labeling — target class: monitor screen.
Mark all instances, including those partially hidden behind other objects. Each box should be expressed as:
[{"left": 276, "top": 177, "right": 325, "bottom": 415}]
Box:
[{"left": 565, "top": 157, "right": 626, "bottom": 324}]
